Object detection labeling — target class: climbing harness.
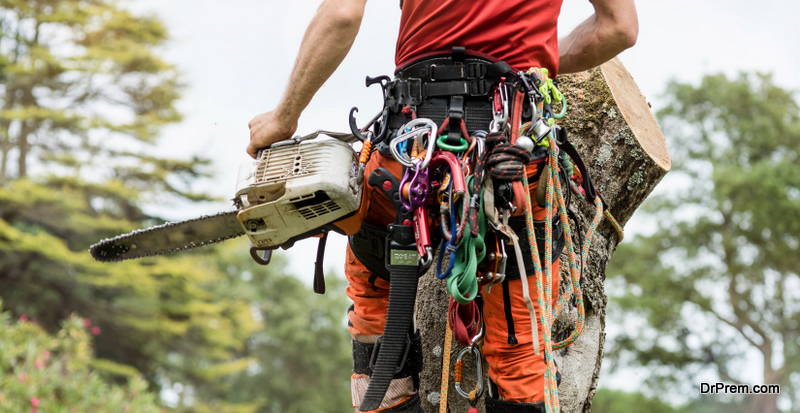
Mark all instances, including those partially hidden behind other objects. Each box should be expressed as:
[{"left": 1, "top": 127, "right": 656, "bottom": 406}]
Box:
[{"left": 350, "top": 49, "right": 624, "bottom": 413}]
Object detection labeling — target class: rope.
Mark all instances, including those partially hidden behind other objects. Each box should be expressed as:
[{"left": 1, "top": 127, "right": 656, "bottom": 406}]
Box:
[
  {"left": 604, "top": 210, "right": 625, "bottom": 242},
  {"left": 439, "top": 324, "right": 453, "bottom": 413},
  {"left": 485, "top": 133, "right": 531, "bottom": 180},
  {"left": 522, "top": 170, "right": 559, "bottom": 413},
  {"left": 431, "top": 67, "right": 627, "bottom": 413}
]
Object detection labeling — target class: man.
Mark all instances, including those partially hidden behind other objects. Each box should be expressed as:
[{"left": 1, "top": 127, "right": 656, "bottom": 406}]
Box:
[{"left": 248, "top": 1, "right": 637, "bottom": 412}]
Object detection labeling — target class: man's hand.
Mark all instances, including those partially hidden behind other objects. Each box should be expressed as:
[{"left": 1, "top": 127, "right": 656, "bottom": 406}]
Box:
[
  {"left": 247, "top": 111, "right": 298, "bottom": 158},
  {"left": 245, "top": 0, "right": 368, "bottom": 158}
]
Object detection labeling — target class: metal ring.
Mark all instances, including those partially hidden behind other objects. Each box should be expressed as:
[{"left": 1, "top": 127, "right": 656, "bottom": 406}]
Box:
[{"left": 436, "top": 135, "right": 469, "bottom": 152}]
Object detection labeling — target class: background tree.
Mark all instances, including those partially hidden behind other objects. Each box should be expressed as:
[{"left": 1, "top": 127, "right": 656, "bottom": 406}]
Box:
[
  {"left": 0, "top": 0, "right": 196, "bottom": 187},
  {"left": 0, "top": 1, "right": 264, "bottom": 410},
  {"left": 212, "top": 243, "right": 353, "bottom": 413},
  {"left": 606, "top": 72, "right": 800, "bottom": 413},
  {"left": 591, "top": 388, "right": 745, "bottom": 413}
]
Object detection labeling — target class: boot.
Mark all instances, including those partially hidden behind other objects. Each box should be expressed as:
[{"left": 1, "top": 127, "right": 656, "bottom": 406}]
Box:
[
  {"left": 485, "top": 397, "right": 544, "bottom": 413},
  {"left": 377, "top": 392, "right": 423, "bottom": 413}
]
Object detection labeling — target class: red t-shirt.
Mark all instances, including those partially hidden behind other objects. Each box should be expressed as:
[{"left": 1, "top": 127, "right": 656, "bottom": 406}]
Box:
[{"left": 395, "top": 0, "right": 564, "bottom": 74}]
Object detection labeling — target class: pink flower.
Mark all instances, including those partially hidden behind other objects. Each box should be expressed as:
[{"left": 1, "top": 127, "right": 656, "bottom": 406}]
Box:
[
  {"left": 20, "top": 314, "right": 28, "bottom": 322},
  {"left": 18, "top": 373, "right": 26, "bottom": 382},
  {"left": 92, "top": 326, "right": 101, "bottom": 335},
  {"left": 30, "top": 397, "right": 39, "bottom": 407},
  {"left": 35, "top": 359, "right": 43, "bottom": 369},
  {"left": 83, "top": 318, "right": 91, "bottom": 327},
  {"left": 42, "top": 350, "right": 51, "bottom": 360}
]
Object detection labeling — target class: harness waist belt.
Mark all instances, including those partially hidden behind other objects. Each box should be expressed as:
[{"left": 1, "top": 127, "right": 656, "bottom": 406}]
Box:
[{"left": 378, "top": 54, "right": 516, "bottom": 156}]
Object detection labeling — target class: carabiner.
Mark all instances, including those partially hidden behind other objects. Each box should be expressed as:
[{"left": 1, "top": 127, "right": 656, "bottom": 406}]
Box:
[
  {"left": 455, "top": 345, "right": 484, "bottom": 400},
  {"left": 390, "top": 118, "right": 438, "bottom": 169},
  {"left": 490, "top": 78, "right": 509, "bottom": 133}
]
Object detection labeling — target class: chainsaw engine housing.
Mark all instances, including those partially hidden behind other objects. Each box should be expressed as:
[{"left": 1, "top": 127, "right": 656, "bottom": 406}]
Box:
[{"left": 235, "top": 138, "right": 361, "bottom": 249}]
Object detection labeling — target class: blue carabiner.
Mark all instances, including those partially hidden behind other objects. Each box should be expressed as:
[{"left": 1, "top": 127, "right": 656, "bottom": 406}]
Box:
[
  {"left": 436, "top": 236, "right": 458, "bottom": 280},
  {"left": 436, "top": 195, "right": 459, "bottom": 279}
]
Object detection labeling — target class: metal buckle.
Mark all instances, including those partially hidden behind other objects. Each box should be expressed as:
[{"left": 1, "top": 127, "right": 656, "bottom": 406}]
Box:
[{"left": 369, "top": 335, "right": 413, "bottom": 375}]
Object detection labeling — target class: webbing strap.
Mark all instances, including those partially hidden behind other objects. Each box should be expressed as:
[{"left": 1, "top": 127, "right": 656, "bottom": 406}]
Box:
[
  {"left": 352, "top": 332, "right": 423, "bottom": 378},
  {"left": 313, "top": 232, "right": 327, "bottom": 294},
  {"left": 557, "top": 134, "right": 606, "bottom": 209},
  {"left": 358, "top": 263, "right": 419, "bottom": 411},
  {"left": 448, "top": 298, "right": 481, "bottom": 347},
  {"left": 448, "top": 176, "right": 485, "bottom": 304},
  {"left": 506, "top": 224, "right": 540, "bottom": 355}
]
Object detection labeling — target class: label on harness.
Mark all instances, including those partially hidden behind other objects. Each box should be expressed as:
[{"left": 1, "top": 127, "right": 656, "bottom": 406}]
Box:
[{"left": 390, "top": 250, "right": 419, "bottom": 266}]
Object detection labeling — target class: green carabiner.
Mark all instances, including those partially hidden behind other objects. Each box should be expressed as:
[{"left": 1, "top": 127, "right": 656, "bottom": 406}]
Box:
[
  {"left": 553, "top": 95, "right": 567, "bottom": 119},
  {"left": 437, "top": 135, "right": 469, "bottom": 152}
]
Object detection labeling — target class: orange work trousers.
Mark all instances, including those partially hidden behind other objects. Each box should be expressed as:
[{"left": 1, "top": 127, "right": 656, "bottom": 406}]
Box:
[{"left": 346, "top": 152, "right": 560, "bottom": 411}]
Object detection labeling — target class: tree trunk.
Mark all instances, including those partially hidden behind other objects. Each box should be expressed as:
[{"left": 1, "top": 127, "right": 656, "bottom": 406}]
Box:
[
  {"left": 17, "top": 122, "right": 29, "bottom": 178},
  {"left": 416, "top": 58, "right": 672, "bottom": 412},
  {"left": 1, "top": 127, "right": 8, "bottom": 182}
]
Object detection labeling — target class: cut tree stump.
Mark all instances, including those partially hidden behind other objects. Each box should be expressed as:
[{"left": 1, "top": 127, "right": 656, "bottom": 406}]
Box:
[{"left": 415, "top": 58, "right": 671, "bottom": 413}]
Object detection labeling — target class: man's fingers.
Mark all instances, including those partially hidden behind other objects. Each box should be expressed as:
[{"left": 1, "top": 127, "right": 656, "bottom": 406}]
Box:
[{"left": 246, "top": 143, "right": 257, "bottom": 159}]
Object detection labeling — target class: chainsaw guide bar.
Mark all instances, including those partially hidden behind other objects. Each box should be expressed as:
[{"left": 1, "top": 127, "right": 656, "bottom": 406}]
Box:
[{"left": 89, "top": 210, "right": 245, "bottom": 262}]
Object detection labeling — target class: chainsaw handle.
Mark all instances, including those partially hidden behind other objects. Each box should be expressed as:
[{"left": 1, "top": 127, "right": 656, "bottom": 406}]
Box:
[
  {"left": 250, "top": 246, "right": 273, "bottom": 266},
  {"left": 255, "top": 137, "right": 300, "bottom": 160}
]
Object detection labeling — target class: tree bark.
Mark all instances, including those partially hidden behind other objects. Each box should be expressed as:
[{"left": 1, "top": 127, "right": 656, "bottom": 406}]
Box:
[
  {"left": 416, "top": 58, "right": 671, "bottom": 412},
  {"left": 17, "top": 122, "right": 29, "bottom": 179}
]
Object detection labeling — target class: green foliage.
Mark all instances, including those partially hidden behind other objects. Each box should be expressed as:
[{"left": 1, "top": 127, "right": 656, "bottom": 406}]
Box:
[
  {"left": 197, "top": 243, "right": 353, "bottom": 413},
  {"left": 0, "top": 2, "right": 356, "bottom": 412},
  {"left": 0, "top": 302, "right": 163, "bottom": 412},
  {"left": 0, "top": 178, "right": 264, "bottom": 410},
  {"left": 592, "top": 389, "right": 747, "bottom": 413},
  {"left": 592, "top": 389, "right": 678, "bottom": 413},
  {"left": 606, "top": 73, "right": 800, "bottom": 412},
  {"left": 0, "top": 1, "right": 266, "bottom": 410}
]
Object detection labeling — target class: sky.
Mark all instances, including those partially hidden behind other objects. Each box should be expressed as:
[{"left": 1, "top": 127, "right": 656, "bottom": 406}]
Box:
[
  {"left": 125, "top": 0, "right": 798, "bottom": 397},
  {"left": 125, "top": 0, "right": 800, "bottom": 277}
]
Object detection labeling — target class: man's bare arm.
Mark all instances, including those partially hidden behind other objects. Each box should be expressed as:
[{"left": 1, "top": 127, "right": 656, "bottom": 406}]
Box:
[
  {"left": 558, "top": 0, "right": 638, "bottom": 74},
  {"left": 247, "top": 0, "right": 369, "bottom": 158}
]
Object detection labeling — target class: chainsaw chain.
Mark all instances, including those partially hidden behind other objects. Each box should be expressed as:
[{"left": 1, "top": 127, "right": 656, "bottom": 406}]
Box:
[{"left": 89, "top": 210, "right": 245, "bottom": 263}]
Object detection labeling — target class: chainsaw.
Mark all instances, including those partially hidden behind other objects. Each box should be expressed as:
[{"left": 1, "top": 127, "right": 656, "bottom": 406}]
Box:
[{"left": 89, "top": 131, "right": 364, "bottom": 268}]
